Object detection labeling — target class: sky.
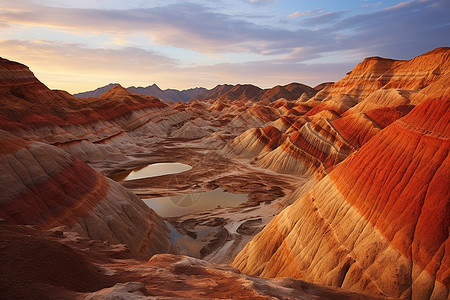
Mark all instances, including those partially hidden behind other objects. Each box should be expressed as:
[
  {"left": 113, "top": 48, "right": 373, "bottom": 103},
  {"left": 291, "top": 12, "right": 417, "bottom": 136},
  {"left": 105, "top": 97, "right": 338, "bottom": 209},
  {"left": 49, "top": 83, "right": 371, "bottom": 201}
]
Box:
[{"left": 0, "top": 0, "right": 449, "bottom": 93}]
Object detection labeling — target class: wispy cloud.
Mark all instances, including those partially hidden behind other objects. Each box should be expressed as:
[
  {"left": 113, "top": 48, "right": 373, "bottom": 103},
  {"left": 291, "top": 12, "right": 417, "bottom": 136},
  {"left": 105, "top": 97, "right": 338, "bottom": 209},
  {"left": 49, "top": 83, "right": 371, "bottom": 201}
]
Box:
[
  {"left": 288, "top": 10, "right": 321, "bottom": 19},
  {"left": 361, "top": 2, "right": 382, "bottom": 8},
  {"left": 249, "top": 0, "right": 276, "bottom": 3},
  {"left": 1, "top": 0, "right": 448, "bottom": 60},
  {"left": 0, "top": 0, "right": 448, "bottom": 92},
  {"left": 0, "top": 39, "right": 351, "bottom": 93},
  {"left": 301, "top": 11, "right": 345, "bottom": 26},
  {"left": 385, "top": 1, "right": 414, "bottom": 11},
  {"left": 0, "top": 1, "right": 324, "bottom": 57},
  {"left": 335, "top": 0, "right": 450, "bottom": 58}
]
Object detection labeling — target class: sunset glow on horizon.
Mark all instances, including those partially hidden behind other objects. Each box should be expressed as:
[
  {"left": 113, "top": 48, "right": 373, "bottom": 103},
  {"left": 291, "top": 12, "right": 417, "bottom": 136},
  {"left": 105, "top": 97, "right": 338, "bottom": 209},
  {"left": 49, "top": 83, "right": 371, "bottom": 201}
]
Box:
[{"left": 1, "top": 0, "right": 449, "bottom": 94}]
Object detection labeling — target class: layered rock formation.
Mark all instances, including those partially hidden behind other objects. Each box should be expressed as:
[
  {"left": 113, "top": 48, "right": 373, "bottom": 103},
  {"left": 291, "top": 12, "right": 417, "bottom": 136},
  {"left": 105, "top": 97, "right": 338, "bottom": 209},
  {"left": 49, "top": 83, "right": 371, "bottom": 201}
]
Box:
[
  {"left": 196, "top": 82, "right": 317, "bottom": 103},
  {"left": 233, "top": 97, "right": 450, "bottom": 299},
  {"left": 0, "top": 57, "right": 189, "bottom": 163},
  {"left": 313, "top": 47, "right": 449, "bottom": 102},
  {"left": 76, "top": 81, "right": 316, "bottom": 104},
  {"left": 0, "top": 223, "right": 386, "bottom": 300},
  {"left": 229, "top": 126, "right": 285, "bottom": 158},
  {"left": 229, "top": 47, "right": 450, "bottom": 178},
  {"left": 1, "top": 48, "right": 448, "bottom": 300},
  {"left": 0, "top": 57, "right": 184, "bottom": 258},
  {"left": 256, "top": 118, "right": 353, "bottom": 176},
  {"left": 0, "top": 130, "right": 172, "bottom": 258}
]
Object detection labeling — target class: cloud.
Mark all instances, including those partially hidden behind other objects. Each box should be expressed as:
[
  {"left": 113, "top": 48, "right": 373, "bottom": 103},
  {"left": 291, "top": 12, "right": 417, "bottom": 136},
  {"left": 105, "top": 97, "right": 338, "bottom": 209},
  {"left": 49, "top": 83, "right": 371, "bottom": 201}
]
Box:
[
  {"left": 384, "top": 1, "right": 414, "bottom": 11},
  {"left": 1, "top": 0, "right": 448, "bottom": 63},
  {"left": 301, "top": 11, "right": 345, "bottom": 26},
  {"left": 0, "top": 1, "right": 319, "bottom": 56},
  {"left": 335, "top": 0, "right": 450, "bottom": 58},
  {"left": 0, "top": 0, "right": 448, "bottom": 92},
  {"left": 0, "top": 39, "right": 350, "bottom": 93},
  {"left": 288, "top": 10, "right": 320, "bottom": 19},
  {"left": 249, "top": 0, "right": 276, "bottom": 3},
  {"left": 361, "top": 2, "right": 381, "bottom": 8}
]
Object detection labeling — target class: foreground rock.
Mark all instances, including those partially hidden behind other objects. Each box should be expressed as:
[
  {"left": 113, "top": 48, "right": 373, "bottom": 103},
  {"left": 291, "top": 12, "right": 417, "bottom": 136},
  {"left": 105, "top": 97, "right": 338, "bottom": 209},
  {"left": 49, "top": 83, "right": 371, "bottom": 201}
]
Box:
[{"left": 0, "top": 223, "right": 388, "bottom": 300}]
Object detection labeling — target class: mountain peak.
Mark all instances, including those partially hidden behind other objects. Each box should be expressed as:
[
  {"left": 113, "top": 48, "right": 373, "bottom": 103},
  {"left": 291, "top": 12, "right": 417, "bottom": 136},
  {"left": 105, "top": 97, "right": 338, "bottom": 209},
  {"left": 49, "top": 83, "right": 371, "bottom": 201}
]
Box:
[
  {"left": 99, "top": 84, "right": 133, "bottom": 98},
  {"left": 0, "top": 57, "right": 40, "bottom": 86},
  {"left": 74, "top": 83, "right": 120, "bottom": 98}
]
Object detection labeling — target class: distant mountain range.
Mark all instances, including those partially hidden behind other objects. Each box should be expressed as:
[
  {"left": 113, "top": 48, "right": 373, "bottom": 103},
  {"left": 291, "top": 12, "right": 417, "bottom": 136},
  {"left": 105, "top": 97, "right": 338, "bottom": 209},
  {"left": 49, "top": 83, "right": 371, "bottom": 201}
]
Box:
[
  {"left": 74, "top": 82, "right": 323, "bottom": 103},
  {"left": 73, "top": 83, "right": 209, "bottom": 102}
]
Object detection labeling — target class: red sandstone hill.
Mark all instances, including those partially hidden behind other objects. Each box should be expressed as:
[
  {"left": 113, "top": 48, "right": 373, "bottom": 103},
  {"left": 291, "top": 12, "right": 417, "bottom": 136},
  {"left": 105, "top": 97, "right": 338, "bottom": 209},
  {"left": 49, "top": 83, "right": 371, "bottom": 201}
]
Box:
[
  {"left": 318, "top": 47, "right": 450, "bottom": 101},
  {"left": 0, "top": 130, "right": 173, "bottom": 258},
  {"left": 192, "top": 82, "right": 317, "bottom": 103},
  {"left": 190, "top": 83, "right": 235, "bottom": 101},
  {"left": 233, "top": 97, "right": 450, "bottom": 299},
  {"left": 78, "top": 81, "right": 317, "bottom": 104},
  {"left": 0, "top": 58, "right": 190, "bottom": 162},
  {"left": 0, "top": 58, "right": 192, "bottom": 258},
  {"left": 232, "top": 46, "right": 450, "bottom": 299},
  {"left": 229, "top": 47, "right": 450, "bottom": 178},
  {"left": 258, "top": 83, "right": 317, "bottom": 103},
  {"left": 213, "top": 84, "right": 264, "bottom": 102},
  {"left": 0, "top": 48, "right": 448, "bottom": 299}
]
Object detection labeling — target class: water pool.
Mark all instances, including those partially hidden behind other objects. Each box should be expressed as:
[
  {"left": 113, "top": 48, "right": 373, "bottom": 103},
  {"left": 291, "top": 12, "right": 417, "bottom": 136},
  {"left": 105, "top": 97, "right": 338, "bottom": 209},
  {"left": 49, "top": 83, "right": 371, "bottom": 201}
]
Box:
[
  {"left": 143, "top": 188, "right": 247, "bottom": 217},
  {"left": 109, "top": 162, "right": 192, "bottom": 181}
]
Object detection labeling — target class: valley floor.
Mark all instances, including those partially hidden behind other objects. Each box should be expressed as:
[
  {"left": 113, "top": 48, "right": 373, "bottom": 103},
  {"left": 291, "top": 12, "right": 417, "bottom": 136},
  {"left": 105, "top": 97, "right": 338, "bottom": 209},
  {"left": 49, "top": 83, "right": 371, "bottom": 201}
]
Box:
[{"left": 98, "top": 136, "right": 308, "bottom": 264}]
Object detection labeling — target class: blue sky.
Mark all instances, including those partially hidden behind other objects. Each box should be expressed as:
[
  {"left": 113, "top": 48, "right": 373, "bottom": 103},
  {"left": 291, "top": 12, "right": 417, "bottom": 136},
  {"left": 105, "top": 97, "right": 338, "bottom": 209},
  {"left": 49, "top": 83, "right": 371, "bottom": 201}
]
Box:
[{"left": 0, "top": 0, "right": 449, "bottom": 93}]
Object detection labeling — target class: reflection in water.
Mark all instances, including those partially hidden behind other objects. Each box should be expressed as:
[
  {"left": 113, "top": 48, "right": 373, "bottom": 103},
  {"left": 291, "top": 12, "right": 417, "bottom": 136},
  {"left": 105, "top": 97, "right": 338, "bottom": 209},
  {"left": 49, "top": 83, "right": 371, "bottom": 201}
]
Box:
[
  {"left": 109, "top": 162, "right": 192, "bottom": 181},
  {"left": 165, "top": 221, "right": 221, "bottom": 258},
  {"left": 164, "top": 221, "right": 204, "bottom": 258},
  {"left": 143, "top": 188, "right": 248, "bottom": 218}
]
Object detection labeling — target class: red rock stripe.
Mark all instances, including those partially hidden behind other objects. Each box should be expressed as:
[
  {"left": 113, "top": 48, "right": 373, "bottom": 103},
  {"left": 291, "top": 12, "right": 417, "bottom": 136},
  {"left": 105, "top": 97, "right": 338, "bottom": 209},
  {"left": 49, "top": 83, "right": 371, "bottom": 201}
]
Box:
[
  {"left": 329, "top": 98, "right": 450, "bottom": 283},
  {"left": 331, "top": 114, "right": 378, "bottom": 148},
  {"left": 289, "top": 131, "right": 330, "bottom": 164},
  {"left": 0, "top": 157, "right": 109, "bottom": 229},
  {"left": 365, "top": 105, "right": 413, "bottom": 129},
  {"left": 280, "top": 137, "right": 323, "bottom": 171},
  {"left": 0, "top": 132, "right": 31, "bottom": 155}
]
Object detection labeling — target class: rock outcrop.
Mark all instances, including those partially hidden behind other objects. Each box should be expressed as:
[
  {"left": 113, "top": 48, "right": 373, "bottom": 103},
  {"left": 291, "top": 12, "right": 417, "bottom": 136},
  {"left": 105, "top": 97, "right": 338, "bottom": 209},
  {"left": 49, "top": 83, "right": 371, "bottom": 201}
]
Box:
[
  {"left": 229, "top": 47, "right": 450, "bottom": 178},
  {"left": 317, "top": 47, "right": 450, "bottom": 101},
  {"left": 233, "top": 97, "right": 450, "bottom": 299},
  {"left": 229, "top": 126, "right": 285, "bottom": 158},
  {"left": 0, "top": 57, "right": 189, "bottom": 163},
  {"left": 0, "top": 130, "right": 172, "bottom": 258},
  {"left": 0, "top": 223, "right": 387, "bottom": 300}
]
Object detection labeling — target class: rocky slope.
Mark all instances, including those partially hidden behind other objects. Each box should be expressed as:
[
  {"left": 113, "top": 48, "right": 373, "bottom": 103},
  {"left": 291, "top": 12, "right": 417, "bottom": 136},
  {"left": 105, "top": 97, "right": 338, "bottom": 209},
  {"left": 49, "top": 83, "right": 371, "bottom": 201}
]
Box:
[
  {"left": 233, "top": 97, "right": 450, "bottom": 299},
  {"left": 195, "top": 82, "right": 317, "bottom": 103},
  {"left": 0, "top": 48, "right": 448, "bottom": 300},
  {"left": 0, "top": 222, "right": 388, "bottom": 300},
  {"left": 0, "top": 130, "right": 172, "bottom": 258},
  {"left": 320, "top": 47, "right": 450, "bottom": 101},
  {"left": 73, "top": 83, "right": 120, "bottom": 98},
  {"left": 229, "top": 47, "right": 450, "bottom": 178},
  {"left": 0, "top": 57, "right": 189, "bottom": 258},
  {"left": 0, "top": 58, "right": 190, "bottom": 164}
]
